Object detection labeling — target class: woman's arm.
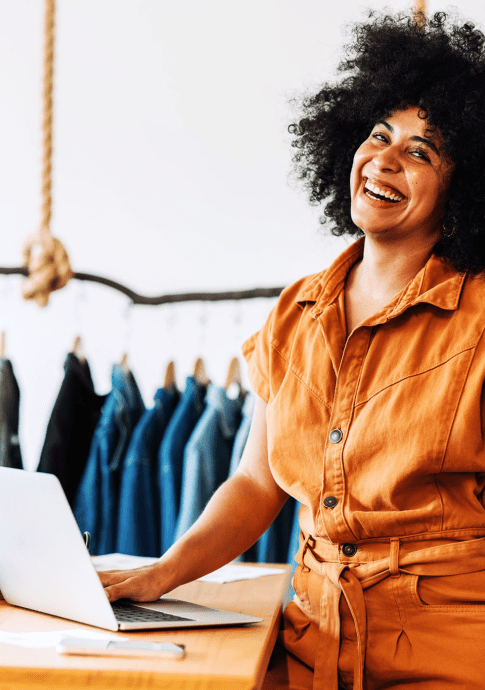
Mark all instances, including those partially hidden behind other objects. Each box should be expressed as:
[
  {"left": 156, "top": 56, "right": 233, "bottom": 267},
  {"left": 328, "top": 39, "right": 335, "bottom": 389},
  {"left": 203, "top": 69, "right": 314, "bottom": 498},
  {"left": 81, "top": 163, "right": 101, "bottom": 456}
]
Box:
[{"left": 99, "top": 396, "right": 288, "bottom": 602}]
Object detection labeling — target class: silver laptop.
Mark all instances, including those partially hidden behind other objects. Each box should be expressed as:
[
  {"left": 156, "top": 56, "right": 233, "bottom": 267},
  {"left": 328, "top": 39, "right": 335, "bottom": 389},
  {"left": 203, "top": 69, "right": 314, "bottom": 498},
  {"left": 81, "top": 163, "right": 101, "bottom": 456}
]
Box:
[{"left": 0, "top": 467, "right": 262, "bottom": 631}]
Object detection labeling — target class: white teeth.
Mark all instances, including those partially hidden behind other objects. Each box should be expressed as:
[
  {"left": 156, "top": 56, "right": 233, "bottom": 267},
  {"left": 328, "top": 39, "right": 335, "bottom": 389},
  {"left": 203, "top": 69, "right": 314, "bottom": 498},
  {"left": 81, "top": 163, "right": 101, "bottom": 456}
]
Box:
[{"left": 364, "top": 179, "right": 404, "bottom": 202}]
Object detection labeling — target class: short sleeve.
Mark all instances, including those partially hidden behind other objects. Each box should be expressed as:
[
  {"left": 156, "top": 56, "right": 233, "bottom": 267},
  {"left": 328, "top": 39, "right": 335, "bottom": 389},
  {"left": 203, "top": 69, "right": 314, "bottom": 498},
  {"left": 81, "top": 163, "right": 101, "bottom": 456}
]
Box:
[
  {"left": 241, "top": 306, "right": 277, "bottom": 404},
  {"left": 241, "top": 272, "right": 323, "bottom": 405}
]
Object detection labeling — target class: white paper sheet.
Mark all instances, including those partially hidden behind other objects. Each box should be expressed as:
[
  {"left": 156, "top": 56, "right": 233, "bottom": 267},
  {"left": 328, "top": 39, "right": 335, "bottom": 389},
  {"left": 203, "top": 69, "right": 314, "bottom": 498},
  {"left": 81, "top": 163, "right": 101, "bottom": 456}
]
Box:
[
  {"left": 197, "top": 564, "right": 284, "bottom": 584},
  {"left": 91, "top": 553, "right": 158, "bottom": 571},
  {"left": 0, "top": 628, "right": 127, "bottom": 649},
  {"left": 92, "top": 554, "right": 285, "bottom": 583}
]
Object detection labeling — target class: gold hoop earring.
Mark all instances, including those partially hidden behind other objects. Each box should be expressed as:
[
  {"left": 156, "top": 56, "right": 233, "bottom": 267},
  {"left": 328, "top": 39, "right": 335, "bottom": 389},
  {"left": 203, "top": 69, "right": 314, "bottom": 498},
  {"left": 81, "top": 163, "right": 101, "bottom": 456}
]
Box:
[{"left": 443, "top": 217, "right": 457, "bottom": 239}]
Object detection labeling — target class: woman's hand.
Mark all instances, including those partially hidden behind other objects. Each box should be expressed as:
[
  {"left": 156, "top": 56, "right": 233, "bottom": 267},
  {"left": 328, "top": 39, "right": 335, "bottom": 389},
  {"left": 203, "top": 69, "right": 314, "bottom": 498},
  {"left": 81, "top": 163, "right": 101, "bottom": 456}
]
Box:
[
  {"left": 98, "top": 397, "right": 287, "bottom": 603},
  {"left": 98, "top": 564, "right": 168, "bottom": 602}
]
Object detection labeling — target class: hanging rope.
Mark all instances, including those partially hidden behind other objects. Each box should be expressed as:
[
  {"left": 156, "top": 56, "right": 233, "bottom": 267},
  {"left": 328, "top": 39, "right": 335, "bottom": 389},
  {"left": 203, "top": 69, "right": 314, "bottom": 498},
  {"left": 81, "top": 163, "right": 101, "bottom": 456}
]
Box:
[
  {"left": 413, "top": 0, "right": 426, "bottom": 24},
  {"left": 22, "top": 0, "right": 73, "bottom": 307},
  {"left": 414, "top": 0, "right": 426, "bottom": 15}
]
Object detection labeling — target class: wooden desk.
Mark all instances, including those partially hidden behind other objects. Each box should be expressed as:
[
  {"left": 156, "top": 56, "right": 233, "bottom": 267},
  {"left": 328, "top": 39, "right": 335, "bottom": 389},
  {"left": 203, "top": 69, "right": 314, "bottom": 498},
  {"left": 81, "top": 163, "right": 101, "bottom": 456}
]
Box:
[{"left": 0, "top": 564, "right": 291, "bottom": 690}]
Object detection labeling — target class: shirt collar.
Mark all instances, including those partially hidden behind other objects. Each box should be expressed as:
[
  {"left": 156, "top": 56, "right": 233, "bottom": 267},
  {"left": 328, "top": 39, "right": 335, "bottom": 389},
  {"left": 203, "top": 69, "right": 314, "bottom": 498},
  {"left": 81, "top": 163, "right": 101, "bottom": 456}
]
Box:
[{"left": 296, "top": 237, "right": 467, "bottom": 322}]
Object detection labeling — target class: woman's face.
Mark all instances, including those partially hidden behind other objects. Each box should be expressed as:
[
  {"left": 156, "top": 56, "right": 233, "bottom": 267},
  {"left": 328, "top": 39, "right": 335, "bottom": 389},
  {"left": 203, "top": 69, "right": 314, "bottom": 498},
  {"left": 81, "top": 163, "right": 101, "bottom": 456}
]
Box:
[{"left": 350, "top": 106, "right": 455, "bottom": 242}]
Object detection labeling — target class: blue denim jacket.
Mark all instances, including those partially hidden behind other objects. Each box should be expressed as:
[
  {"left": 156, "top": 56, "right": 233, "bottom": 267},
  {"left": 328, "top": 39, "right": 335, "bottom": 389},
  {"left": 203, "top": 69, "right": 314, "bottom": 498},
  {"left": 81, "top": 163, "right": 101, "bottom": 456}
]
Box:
[
  {"left": 116, "top": 387, "right": 179, "bottom": 557},
  {"left": 228, "top": 392, "right": 254, "bottom": 477},
  {"left": 287, "top": 500, "right": 301, "bottom": 574},
  {"left": 158, "top": 376, "right": 207, "bottom": 554},
  {"left": 228, "top": 392, "right": 296, "bottom": 564},
  {"left": 228, "top": 393, "right": 258, "bottom": 562},
  {"left": 174, "top": 385, "right": 244, "bottom": 541},
  {"left": 256, "top": 496, "right": 296, "bottom": 564},
  {"left": 74, "top": 364, "right": 145, "bottom": 555}
]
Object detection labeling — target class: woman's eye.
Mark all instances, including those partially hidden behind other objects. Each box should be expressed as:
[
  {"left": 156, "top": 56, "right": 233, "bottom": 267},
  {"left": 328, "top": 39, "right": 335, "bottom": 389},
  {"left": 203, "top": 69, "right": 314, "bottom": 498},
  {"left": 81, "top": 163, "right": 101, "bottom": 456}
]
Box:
[
  {"left": 411, "top": 149, "right": 430, "bottom": 162},
  {"left": 372, "top": 132, "right": 388, "bottom": 143}
]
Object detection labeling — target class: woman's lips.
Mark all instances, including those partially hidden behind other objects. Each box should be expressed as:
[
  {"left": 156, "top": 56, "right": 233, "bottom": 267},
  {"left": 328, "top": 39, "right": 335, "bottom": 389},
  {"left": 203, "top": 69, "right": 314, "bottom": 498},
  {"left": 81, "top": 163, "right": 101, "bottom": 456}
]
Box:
[{"left": 361, "top": 177, "right": 406, "bottom": 205}]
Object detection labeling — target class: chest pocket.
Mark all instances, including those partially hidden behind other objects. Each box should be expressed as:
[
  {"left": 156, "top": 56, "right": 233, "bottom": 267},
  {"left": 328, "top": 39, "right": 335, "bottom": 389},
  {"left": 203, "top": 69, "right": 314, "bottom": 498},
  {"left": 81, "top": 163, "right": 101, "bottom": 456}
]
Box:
[
  {"left": 352, "top": 305, "right": 482, "bottom": 478},
  {"left": 341, "top": 305, "right": 483, "bottom": 534}
]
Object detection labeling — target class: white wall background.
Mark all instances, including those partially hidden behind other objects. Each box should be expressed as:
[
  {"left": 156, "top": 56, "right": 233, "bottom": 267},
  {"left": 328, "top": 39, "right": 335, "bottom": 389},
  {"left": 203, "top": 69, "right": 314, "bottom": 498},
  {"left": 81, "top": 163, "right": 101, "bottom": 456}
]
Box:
[{"left": 0, "top": 0, "right": 482, "bottom": 469}]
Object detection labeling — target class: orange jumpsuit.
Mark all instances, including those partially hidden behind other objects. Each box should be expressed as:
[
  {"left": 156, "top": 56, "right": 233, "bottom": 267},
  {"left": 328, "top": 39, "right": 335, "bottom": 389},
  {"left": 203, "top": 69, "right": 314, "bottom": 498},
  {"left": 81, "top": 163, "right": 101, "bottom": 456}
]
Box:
[{"left": 242, "top": 238, "right": 485, "bottom": 690}]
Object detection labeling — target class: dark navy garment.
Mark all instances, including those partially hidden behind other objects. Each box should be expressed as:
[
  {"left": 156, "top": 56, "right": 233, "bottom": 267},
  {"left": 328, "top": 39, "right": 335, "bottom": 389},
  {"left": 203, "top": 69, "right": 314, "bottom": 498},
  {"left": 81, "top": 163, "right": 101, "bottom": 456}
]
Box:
[
  {"left": 228, "top": 392, "right": 295, "bottom": 564},
  {"left": 0, "top": 358, "right": 22, "bottom": 469},
  {"left": 256, "top": 495, "right": 296, "bottom": 564},
  {"left": 174, "top": 385, "right": 244, "bottom": 541},
  {"left": 158, "top": 376, "right": 206, "bottom": 554},
  {"left": 37, "top": 354, "right": 106, "bottom": 506},
  {"left": 74, "top": 364, "right": 145, "bottom": 555},
  {"left": 116, "top": 386, "right": 179, "bottom": 557}
]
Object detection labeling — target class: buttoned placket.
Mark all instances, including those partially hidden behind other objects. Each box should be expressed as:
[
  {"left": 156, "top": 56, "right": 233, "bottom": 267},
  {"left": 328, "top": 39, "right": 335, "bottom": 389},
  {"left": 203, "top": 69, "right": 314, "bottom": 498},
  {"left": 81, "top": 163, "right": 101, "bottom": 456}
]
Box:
[
  {"left": 243, "top": 238, "right": 480, "bottom": 689},
  {"left": 315, "top": 300, "right": 373, "bottom": 545},
  {"left": 295, "top": 258, "right": 469, "bottom": 690}
]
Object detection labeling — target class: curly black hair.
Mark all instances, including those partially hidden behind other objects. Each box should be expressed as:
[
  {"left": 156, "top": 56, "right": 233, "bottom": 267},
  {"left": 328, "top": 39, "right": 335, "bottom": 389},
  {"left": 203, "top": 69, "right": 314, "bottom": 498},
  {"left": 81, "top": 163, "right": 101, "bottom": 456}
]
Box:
[{"left": 289, "top": 10, "right": 485, "bottom": 273}]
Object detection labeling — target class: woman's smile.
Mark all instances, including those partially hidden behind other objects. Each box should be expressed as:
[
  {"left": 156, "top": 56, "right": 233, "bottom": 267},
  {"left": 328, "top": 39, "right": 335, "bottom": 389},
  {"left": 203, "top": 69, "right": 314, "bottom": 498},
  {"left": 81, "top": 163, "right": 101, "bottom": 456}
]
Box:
[
  {"left": 362, "top": 177, "right": 406, "bottom": 203},
  {"left": 350, "top": 106, "right": 454, "bottom": 241}
]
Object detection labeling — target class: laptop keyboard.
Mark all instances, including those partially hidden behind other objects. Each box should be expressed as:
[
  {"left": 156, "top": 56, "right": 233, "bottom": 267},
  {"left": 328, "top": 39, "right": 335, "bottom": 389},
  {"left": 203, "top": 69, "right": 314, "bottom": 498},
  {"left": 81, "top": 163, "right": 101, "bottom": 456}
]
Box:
[{"left": 112, "top": 600, "right": 195, "bottom": 623}]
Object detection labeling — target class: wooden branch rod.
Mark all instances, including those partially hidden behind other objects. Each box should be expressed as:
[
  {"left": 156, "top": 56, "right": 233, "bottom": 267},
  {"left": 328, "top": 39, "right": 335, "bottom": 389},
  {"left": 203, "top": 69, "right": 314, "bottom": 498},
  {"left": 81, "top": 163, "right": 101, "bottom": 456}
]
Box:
[{"left": 0, "top": 267, "right": 283, "bottom": 305}]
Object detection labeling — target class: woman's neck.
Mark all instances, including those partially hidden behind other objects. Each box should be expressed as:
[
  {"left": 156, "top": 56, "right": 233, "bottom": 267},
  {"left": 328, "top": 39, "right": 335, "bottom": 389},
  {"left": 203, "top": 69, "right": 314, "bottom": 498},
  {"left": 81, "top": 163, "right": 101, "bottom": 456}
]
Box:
[
  {"left": 344, "top": 233, "right": 438, "bottom": 335},
  {"left": 355, "top": 232, "right": 438, "bottom": 301}
]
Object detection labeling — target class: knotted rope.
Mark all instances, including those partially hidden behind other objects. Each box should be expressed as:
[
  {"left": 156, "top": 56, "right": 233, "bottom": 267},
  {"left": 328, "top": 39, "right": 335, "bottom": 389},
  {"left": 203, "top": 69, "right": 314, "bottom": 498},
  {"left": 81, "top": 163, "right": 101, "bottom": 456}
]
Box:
[
  {"left": 413, "top": 0, "right": 426, "bottom": 26},
  {"left": 22, "top": 0, "right": 73, "bottom": 307}
]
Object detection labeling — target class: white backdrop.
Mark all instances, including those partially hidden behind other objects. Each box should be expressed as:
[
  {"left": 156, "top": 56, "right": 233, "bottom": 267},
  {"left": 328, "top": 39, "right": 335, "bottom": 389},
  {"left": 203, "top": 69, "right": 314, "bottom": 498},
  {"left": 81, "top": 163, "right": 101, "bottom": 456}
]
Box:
[{"left": 0, "top": 0, "right": 481, "bottom": 469}]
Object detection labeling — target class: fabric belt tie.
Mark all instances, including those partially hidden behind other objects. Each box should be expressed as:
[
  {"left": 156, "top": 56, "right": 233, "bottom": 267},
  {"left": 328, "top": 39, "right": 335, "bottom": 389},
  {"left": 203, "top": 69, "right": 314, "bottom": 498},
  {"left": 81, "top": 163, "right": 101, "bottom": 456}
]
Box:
[{"left": 296, "top": 532, "right": 485, "bottom": 690}]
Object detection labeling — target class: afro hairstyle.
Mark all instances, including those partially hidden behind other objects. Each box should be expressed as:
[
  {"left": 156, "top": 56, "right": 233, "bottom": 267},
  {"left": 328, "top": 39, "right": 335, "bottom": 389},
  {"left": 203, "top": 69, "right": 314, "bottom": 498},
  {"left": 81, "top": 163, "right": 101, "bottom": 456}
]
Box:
[{"left": 289, "top": 10, "right": 485, "bottom": 274}]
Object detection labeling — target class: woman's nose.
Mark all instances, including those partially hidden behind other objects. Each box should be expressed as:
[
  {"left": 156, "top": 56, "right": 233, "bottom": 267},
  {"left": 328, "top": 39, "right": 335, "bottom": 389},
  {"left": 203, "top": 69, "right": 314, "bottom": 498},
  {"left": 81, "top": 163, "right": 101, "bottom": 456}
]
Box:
[{"left": 373, "top": 145, "right": 401, "bottom": 173}]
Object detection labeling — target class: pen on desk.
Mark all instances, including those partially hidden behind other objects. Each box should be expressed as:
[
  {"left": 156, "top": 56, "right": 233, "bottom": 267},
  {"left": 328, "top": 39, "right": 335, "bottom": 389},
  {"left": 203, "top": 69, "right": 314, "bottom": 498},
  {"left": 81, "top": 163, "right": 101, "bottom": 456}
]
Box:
[{"left": 83, "top": 531, "right": 91, "bottom": 554}]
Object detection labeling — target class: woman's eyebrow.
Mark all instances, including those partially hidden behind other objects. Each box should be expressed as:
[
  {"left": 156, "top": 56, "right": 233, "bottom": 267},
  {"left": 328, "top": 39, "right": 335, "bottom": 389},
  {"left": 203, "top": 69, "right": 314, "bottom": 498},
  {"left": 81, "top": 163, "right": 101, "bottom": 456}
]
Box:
[{"left": 376, "top": 120, "right": 440, "bottom": 156}]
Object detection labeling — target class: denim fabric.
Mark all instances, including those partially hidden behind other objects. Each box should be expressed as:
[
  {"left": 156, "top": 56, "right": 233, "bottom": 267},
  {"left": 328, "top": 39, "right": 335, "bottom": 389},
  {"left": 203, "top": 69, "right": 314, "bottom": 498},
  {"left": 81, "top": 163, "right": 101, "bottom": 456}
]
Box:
[
  {"left": 158, "top": 376, "right": 207, "bottom": 553},
  {"left": 256, "top": 495, "right": 296, "bottom": 564},
  {"left": 37, "top": 353, "right": 106, "bottom": 505},
  {"left": 0, "top": 358, "right": 22, "bottom": 469},
  {"left": 116, "top": 387, "right": 179, "bottom": 557},
  {"left": 227, "top": 392, "right": 294, "bottom": 564},
  {"left": 74, "top": 364, "right": 145, "bottom": 555},
  {"left": 174, "top": 385, "right": 244, "bottom": 541},
  {"left": 287, "top": 500, "right": 301, "bottom": 570},
  {"left": 228, "top": 392, "right": 254, "bottom": 477},
  {"left": 228, "top": 393, "right": 258, "bottom": 562},
  {"left": 285, "top": 499, "right": 302, "bottom": 598}
]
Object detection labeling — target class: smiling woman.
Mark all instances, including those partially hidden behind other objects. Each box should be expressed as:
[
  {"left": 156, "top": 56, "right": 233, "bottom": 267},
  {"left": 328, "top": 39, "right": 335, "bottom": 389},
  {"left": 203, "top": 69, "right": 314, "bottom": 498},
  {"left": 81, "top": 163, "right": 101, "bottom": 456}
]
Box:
[
  {"left": 351, "top": 107, "right": 455, "bottom": 243},
  {"left": 97, "top": 10, "right": 485, "bottom": 690},
  {"left": 290, "top": 10, "right": 485, "bottom": 274}
]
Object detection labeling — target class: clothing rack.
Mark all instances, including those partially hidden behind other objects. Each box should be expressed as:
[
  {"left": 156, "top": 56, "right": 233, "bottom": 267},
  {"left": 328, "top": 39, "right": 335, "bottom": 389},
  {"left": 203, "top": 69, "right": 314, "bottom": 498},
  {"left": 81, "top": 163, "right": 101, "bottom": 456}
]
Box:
[{"left": 0, "top": 267, "right": 284, "bottom": 305}]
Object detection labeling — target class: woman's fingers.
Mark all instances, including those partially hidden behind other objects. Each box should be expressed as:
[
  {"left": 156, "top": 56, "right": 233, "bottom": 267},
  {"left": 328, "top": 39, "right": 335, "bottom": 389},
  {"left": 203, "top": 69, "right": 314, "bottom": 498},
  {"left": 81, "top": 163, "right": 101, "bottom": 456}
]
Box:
[
  {"left": 98, "top": 568, "right": 164, "bottom": 603},
  {"left": 104, "top": 577, "right": 138, "bottom": 602},
  {"left": 98, "top": 569, "right": 130, "bottom": 586}
]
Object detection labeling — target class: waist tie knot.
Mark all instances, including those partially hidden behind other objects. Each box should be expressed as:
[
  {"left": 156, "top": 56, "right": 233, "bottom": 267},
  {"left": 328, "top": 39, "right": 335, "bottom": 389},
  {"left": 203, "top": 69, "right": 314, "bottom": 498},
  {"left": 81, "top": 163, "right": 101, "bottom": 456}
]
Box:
[
  {"left": 300, "top": 532, "right": 316, "bottom": 573},
  {"left": 390, "top": 537, "right": 400, "bottom": 578},
  {"left": 294, "top": 532, "right": 485, "bottom": 690}
]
